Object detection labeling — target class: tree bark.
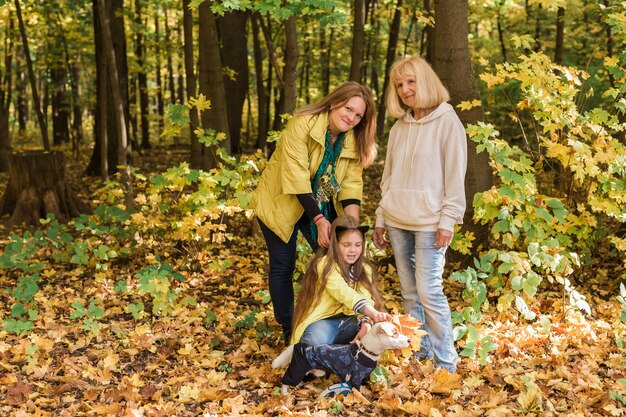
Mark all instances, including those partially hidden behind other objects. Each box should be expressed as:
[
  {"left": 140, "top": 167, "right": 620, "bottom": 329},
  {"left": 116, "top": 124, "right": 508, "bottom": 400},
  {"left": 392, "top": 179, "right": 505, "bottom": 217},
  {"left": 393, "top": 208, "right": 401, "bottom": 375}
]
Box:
[
  {"left": 164, "top": 9, "right": 176, "bottom": 103},
  {"left": 376, "top": 0, "right": 402, "bottom": 138},
  {"left": 0, "top": 151, "right": 90, "bottom": 226},
  {"left": 251, "top": 13, "right": 269, "bottom": 152},
  {"left": 433, "top": 0, "right": 492, "bottom": 259},
  {"left": 218, "top": 10, "right": 249, "bottom": 154},
  {"left": 87, "top": 0, "right": 130, "bottom": 178},
  {"left": 198, "top": 1, "right": 230, "bottom": 169},
  {"left": 97, "top": 0, "right": 134, "bottom": 209},
  {"left": 14, "top": 0, "right": 50, "bottom": 151},
  {"left": 554, "top": 7, "right": 565, "bottom": 65},
  {"left": 51, "top": 66, "right": 70, "bottom": 146},
  {"left": 282, "top": 16, "right": 299, "bottom": 117},
  {"left": 135, "top": 0, "right": 150, "bottom": 149},
  {"left": 497, "top": 1, "right": 507, "bottom": 62},
  {"left": 154, "top": 11, "right": 164, "bottom": 135},
  {"left": 0, "top": 14, "right": 14, "bottom": 173},
  {"left": 183, "top": 0, "right": 202, "bottom": 169},
  {"left": 350, "top": 0, "right": 366, "bottom": 82},
  {"left": 16, "top": 55, "right": 27, "bottom": 133}
]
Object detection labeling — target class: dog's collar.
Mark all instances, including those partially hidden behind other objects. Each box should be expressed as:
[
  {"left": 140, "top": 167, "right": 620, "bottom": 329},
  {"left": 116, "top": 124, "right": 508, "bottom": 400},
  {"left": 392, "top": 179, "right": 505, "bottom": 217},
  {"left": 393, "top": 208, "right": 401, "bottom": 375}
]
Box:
[{"left": 352, "top": 341, "right": 379, "bottom": 366}]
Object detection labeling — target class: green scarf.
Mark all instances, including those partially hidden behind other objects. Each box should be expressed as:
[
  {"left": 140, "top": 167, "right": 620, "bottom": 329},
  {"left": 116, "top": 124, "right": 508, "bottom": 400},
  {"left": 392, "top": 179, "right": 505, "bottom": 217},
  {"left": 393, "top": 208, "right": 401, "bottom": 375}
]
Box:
[{"left": 309, "top": 129, "right": 346, "bottom": 244}]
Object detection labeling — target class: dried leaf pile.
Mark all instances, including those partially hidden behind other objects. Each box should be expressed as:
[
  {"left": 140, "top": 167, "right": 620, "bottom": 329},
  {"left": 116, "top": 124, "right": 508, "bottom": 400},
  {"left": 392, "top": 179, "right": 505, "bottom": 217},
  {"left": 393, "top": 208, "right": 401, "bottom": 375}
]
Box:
[{"left": 0, "top": 152, "right": 625, "bottom": 416}]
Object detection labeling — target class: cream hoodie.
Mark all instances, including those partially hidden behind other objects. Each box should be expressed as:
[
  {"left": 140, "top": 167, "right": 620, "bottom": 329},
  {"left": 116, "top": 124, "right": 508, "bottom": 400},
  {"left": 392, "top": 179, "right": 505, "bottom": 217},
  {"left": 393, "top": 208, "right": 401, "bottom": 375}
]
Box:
[{"left": 375, "top": 102, "right": 467, "bottom": 232}]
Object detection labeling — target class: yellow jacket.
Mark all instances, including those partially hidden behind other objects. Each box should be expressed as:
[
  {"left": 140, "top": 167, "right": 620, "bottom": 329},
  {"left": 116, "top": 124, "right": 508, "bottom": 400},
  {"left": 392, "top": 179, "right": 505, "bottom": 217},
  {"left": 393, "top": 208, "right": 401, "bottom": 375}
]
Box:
[
  {"left": 252, "top": 112, "right": 363, "bottom": 242},
  {"left": 291, "top": 256, "right": 375, "bottom": 344}
]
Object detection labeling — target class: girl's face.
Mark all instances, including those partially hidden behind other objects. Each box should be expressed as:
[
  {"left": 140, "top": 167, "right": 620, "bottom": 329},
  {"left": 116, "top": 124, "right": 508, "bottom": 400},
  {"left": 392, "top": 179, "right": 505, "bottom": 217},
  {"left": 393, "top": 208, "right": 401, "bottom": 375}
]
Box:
[
  {"left": 337, "top": 230, "right": 364, "bottom": 265},
  {"left": 395, "top": 75, "right": 417, "bottom": 108},
  {"left": 328, "top": 96, "right": 366, "bottom": 137}
]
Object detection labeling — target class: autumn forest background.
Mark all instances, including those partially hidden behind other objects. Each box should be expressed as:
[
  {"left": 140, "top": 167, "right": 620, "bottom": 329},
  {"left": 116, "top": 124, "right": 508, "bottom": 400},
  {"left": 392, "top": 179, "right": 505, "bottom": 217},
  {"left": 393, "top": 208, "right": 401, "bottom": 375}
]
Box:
[{"left": 0, "top": 0, "right": 625, "bottom": 416}]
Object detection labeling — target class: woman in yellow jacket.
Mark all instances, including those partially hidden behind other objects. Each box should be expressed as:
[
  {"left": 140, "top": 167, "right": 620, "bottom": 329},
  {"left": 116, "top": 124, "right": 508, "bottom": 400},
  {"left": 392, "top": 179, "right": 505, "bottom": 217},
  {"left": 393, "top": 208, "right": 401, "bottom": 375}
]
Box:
[{"left": 253, "top": 82, "right": 377, "bottom": 342}]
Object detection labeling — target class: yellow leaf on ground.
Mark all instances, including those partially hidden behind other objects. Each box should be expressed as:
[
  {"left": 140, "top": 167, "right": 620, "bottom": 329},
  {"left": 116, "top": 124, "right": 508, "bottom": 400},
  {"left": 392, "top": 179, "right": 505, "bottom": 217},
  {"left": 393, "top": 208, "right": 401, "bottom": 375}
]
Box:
[{"left": 429, "top": 368, "right": 462, "bottom": 394}]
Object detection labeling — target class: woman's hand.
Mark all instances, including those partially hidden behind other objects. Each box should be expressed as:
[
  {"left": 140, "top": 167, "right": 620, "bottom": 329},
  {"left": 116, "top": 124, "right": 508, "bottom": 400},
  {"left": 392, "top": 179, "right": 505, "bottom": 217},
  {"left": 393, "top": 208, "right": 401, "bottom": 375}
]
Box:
[
  {"left": 316, "top": 218, "right": 332, "bottom": 248},
  {"left": 435, "top": 228, "right": 453, "bottom": 248},
  {"left": 373, "top": 227, "right": 390, "bottom": 249}
]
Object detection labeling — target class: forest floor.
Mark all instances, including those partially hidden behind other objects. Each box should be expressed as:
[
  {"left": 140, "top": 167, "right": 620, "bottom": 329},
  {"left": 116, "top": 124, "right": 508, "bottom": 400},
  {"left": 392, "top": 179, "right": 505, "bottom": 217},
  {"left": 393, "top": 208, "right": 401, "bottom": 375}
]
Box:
[{"left": 0, "top": 145, "right": 625, "bottom": 416}]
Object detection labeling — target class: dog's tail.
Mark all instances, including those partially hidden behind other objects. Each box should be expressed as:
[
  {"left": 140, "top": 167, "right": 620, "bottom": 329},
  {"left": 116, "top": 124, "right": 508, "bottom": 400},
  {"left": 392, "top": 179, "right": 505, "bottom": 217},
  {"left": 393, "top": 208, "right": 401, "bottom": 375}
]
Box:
[{"left": 272, "top": 344, "right": 294, "bottom": 369}]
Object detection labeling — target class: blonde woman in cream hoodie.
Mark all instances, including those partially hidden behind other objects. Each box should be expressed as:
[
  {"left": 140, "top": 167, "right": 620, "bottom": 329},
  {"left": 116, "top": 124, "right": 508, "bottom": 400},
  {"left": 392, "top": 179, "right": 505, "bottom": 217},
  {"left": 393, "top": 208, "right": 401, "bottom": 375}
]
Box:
[{"left": 373, "top": 56, "right": 467, "bottom": 372}]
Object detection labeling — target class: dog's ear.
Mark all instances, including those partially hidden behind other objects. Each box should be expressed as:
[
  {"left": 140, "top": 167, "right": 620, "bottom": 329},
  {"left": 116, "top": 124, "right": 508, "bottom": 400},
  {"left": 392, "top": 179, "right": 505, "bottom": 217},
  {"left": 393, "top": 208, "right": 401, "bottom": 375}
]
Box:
[{"left": 378, "top": 323, "right": 399, "bottom": 337}]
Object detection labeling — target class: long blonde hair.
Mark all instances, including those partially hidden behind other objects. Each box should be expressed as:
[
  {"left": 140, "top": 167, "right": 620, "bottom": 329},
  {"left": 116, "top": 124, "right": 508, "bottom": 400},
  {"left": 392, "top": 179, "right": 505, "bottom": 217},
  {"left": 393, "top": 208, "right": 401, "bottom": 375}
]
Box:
[
  {"left": 292, "top": 216, "right": 384, "bottom": 333},
  {"left": 386, "top": 56, "right": 450, "bottom": 119},
  {"left": 295, "top": 82, "right": 377, "bottom": 167}
]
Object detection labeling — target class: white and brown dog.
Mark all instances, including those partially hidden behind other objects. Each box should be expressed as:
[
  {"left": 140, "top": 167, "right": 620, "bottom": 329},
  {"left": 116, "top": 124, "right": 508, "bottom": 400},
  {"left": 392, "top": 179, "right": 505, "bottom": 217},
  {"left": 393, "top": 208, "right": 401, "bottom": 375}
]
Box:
[{"left": 272, "top": 321, "right": 410, "bottom": 395}]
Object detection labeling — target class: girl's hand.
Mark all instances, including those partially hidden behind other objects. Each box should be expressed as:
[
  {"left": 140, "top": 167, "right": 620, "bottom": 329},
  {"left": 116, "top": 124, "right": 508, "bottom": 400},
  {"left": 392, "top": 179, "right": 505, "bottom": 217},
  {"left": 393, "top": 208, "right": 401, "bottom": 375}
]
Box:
[
  {"left": 316, "top": 218, "right": 332, "bottom": 248},
  {"left": 373, "top": 227, "right": 390, "bottom": 249},
  {"left": 364, "top": 305, "right": 392, "bottom": 323},
  {"left": 350, "top": 321, "right": 371, "bottom": 344}
]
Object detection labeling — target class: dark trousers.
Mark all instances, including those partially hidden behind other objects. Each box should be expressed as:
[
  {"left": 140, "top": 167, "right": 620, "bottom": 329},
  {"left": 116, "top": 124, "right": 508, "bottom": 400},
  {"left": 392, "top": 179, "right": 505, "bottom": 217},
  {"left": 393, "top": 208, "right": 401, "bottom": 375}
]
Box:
[{"left": 258, "top": 216, "right": 316, "bottom": 341}]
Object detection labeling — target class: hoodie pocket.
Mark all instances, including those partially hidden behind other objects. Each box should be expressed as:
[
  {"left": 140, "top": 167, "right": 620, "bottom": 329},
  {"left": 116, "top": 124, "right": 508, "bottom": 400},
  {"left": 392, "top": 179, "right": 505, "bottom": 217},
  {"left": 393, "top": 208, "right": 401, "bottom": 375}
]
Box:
[{"left": 380, "top": 189, "right": 440, "bottom": 226}]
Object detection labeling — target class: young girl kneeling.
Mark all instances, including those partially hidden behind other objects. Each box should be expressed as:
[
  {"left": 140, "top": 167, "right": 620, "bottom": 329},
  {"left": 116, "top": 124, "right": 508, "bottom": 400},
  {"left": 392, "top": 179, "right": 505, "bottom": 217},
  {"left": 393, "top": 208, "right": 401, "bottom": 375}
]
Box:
[{"left": 290, "top": 215, "right": 391, "bottom": 346}]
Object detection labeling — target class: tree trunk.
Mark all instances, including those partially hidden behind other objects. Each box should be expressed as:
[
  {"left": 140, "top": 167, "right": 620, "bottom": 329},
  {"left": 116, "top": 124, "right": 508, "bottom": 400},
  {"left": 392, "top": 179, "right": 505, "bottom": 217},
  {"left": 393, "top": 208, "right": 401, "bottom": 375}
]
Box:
[
  {"left": 350, "top": 0, "right": 366, "bottom": 82},
  {"left": 135, "top": 0, "right": 150, "bottom": 149},
  {"left": 424, "top": 0, "right": 435, "bottom": 62},
  {"left": 14, "top": 0, "right": 50, "bottom": 151},
  {"left": 164, "top": 9, "right": 176, "bottom": 103},
  {"left": 433, "top": 0, "right": 492, "bottom": 259},
  {"left": 51, "top": 66, "right": 70, "bottom": 146},
  {"left": 251, "top": 13, "right": 269, "bottom": 153},
  {"left": 183, "top": 0, "right": 201, "bottom": 169},
  {"left": 497, "top": 2, "right": 507, "bottom": 62},
  {"left": 320, "top": 25, "right": 331, "bottom": 96},
  {"left": 282, "top": 16, "right": 299, "bottom": 117},
  {"left": 0, "top": 15, "right": 14, "bottom": 173},
  {"left": 16, "top": 55, "right": 27, "bottom": 133},
  {"left": 154, "top": 12, "right": 164, "bottom": 136},
  {"left": 218, "top": 10, "right": 249, "bottom": 154},
  {"left": 376, "top": 0, "right": 402, "bottom": 138},
  {"left": 554, "top": 7, "right": 565, "bottom": 65},
  {"left": 198, "top": 1, "right": 230, "bottom": 169},
  {"left": 87, "top": 0, "right": 130, "bottom": 178},
  {"left": 97, "top": 0, "right": 134, "bottom": 209},
  {"left": 0, "top": 151, "right": 90, "bottom": 226}
]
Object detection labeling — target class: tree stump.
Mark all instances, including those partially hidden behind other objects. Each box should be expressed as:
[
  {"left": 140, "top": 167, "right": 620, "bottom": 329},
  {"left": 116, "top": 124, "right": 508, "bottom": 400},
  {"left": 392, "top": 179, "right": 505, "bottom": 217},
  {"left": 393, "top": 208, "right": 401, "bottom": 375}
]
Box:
[{"left": 0, "top": 150, "right": 90, "bottom": 227}]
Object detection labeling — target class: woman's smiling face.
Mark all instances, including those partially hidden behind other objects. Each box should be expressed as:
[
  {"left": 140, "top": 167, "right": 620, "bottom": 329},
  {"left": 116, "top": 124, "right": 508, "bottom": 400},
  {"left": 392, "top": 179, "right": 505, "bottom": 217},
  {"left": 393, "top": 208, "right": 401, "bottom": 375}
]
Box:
[{"left": 328, "top": 96, "right": 366, "bottom": 137}]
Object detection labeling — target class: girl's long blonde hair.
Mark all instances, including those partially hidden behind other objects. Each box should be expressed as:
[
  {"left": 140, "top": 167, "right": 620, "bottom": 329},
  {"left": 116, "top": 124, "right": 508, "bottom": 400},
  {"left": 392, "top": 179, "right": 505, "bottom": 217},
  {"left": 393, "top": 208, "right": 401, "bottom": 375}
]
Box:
[
  {"left": 295, "top": 82, "right": 377, "bottom": 167},
  {"left": 292, "top": 216, "right": 384, "bottom": 332}
]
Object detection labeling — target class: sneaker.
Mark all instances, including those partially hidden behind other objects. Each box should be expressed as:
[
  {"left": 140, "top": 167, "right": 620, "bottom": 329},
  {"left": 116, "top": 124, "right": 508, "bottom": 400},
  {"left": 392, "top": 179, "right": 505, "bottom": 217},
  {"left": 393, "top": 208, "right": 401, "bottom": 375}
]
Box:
[{"left": 318, "top": 382, "right": 352, "bottom": 399}]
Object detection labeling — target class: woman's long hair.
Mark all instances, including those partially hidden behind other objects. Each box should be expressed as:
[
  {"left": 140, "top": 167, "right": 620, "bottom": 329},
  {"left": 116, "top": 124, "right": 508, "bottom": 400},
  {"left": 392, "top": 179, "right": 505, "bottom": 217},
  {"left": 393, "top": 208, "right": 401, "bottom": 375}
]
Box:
[
  {"left": 292, "top": 216, "right": 385, "bottom": 333},
  {"left": 294, "top": 82, "right": 377, "bottom": 168}
]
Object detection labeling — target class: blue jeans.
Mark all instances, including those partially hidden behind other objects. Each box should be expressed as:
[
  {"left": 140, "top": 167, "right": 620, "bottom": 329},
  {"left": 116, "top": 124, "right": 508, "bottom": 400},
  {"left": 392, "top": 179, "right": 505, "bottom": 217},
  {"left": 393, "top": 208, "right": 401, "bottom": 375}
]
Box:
[
  {"left": 258, "top": 216, "right": 316, "bottom": 342},
  {"left": 300, "top": 314, "right": 359, "bottom": 346},
  {"left": 387, "top": 226, "right": 457, "bottom": 372}
]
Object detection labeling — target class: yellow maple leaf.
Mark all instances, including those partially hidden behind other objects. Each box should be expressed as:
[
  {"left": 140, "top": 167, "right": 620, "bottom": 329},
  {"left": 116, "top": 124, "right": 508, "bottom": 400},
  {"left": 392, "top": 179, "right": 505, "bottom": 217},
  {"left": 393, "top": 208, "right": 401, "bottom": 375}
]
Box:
[
  {"left": 480, "top": 72, "right": 505, "bottom": 89},
  {"left": 429, "top": 368, "right": 462, "bottom": 394},
  {"left": 188, "top": 94, "right": 211, "bottom": 111},
  {"left": 343, "top": 388, "right": 370, "bottom": 406},
  {"left": 457, "top": 99, "right": 482, "bottom": 111}
]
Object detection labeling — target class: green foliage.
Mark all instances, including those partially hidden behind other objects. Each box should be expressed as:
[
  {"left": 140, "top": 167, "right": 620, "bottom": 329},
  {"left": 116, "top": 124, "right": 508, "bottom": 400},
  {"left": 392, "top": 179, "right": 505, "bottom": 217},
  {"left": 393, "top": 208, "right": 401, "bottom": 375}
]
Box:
[
  {"left": 135, "top": 262, "right": 186, "bottom": 316},
  {"left": 453, "top": 27, "right": 626, "bottom": 362},
  {"left": 458, "top": 324, "right": 497, "bottom": 365},
  {"left": 370, "top": 366, "right": 391, "bottom": 388},
  {"left": 616, "top": 283, "right": 626, "bottom": 349},
  {"left": 610, "top": 379, "right": 626, "bottom": 406}
]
